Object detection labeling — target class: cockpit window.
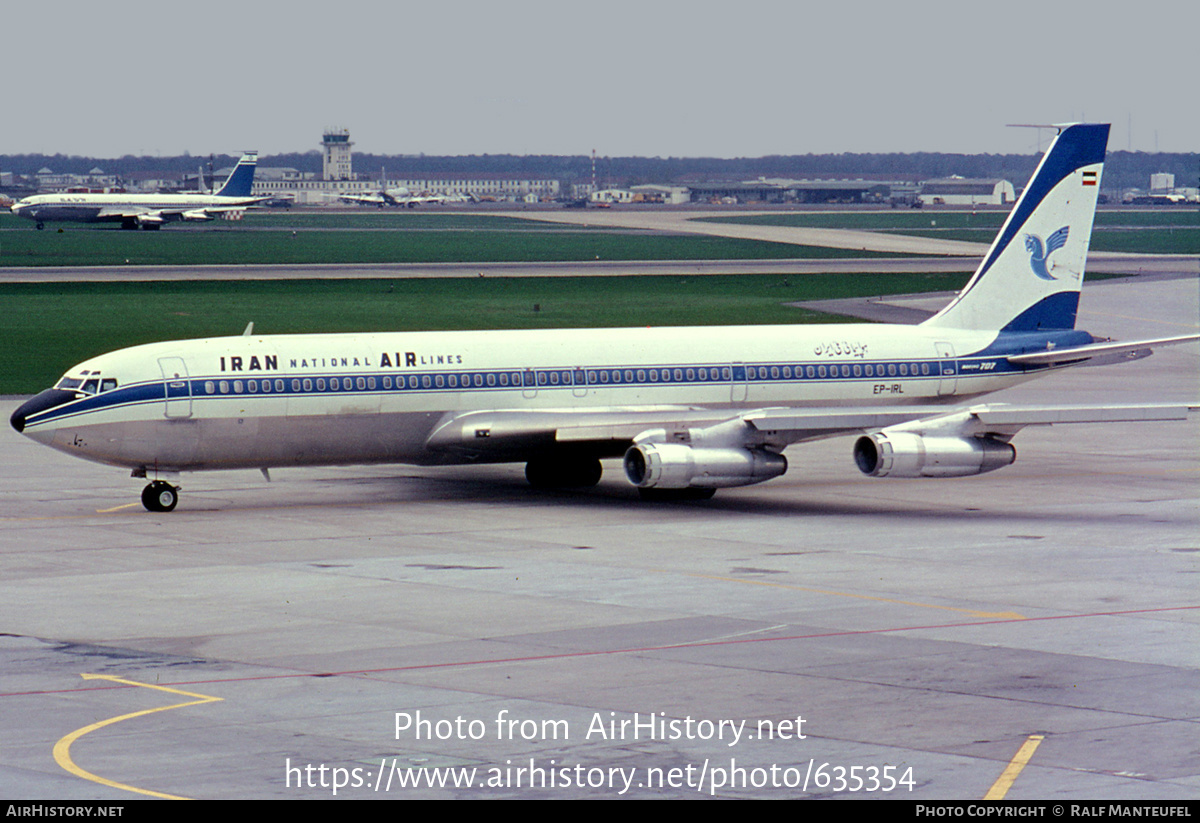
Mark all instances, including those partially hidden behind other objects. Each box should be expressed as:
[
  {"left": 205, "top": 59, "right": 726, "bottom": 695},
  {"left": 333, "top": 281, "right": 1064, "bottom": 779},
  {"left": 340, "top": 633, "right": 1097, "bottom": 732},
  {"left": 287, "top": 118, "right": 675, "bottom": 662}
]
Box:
[{"left": 54, "top": 375, "right": 117, "bottom": 395}]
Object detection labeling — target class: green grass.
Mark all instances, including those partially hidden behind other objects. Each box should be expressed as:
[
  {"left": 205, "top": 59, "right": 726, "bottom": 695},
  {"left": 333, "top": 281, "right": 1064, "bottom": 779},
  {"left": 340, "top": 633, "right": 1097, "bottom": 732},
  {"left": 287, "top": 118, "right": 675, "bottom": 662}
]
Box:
[
  {"left": 237, "top": 212, "right": 589, "bottom": 230},
  {"left": 0, "top": 273, "right": 970, "bottom": 394},
  {"left": 0, "top": 219, "right": 902, "bottom": 267},
  {"left": 0, "top": 211, "right": 570, "bottom": 232}
]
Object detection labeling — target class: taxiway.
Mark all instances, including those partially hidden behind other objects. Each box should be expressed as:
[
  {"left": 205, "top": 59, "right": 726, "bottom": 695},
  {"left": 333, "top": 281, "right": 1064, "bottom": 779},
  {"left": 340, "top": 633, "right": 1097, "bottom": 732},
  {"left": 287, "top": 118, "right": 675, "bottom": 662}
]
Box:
[{"left": 0, "top": 274, "right": 1196, "bottom": 799}]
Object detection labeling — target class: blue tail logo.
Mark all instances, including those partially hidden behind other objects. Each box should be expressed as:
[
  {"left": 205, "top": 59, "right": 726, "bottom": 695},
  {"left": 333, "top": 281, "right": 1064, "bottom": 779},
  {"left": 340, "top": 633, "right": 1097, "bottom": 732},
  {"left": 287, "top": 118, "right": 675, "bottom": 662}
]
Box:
[{"left": 1025, "top": 226, "right": 1070, "bottom": 280}]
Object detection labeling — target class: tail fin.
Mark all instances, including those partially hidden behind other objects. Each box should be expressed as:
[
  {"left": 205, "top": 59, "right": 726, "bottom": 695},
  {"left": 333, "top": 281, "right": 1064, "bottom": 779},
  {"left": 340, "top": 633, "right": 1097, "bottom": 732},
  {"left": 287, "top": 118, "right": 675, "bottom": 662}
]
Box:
[
  {"left": 922, "top": 123, "right": 1109, "bottom": 332},
  {"left": 215, "top": 152, "right": 258, "bottom": 198}
]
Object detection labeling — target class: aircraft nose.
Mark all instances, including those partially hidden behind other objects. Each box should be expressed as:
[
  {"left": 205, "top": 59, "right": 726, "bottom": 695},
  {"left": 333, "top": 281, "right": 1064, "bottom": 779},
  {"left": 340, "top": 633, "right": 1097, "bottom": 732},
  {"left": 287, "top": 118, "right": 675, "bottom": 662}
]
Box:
[{"left": 10, "top": 389, "right": 77, "bottom": 433}]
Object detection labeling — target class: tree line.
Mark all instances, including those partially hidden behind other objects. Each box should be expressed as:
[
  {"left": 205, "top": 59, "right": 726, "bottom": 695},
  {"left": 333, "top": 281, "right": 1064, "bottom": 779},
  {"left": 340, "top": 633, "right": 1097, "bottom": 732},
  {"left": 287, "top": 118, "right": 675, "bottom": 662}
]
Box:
[{"left": 3, "top": 150, "right": 1195, "bottom": 192}]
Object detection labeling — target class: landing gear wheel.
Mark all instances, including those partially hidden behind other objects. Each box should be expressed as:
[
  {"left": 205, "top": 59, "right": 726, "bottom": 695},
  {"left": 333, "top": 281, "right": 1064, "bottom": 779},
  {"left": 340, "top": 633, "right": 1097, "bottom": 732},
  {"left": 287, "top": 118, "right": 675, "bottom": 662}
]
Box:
[
  {"left": 141, "top": 480, "right": 179, "bottom": 512},
  {"left": 525, "top": 457, "right": 603, "bottom": 489}
]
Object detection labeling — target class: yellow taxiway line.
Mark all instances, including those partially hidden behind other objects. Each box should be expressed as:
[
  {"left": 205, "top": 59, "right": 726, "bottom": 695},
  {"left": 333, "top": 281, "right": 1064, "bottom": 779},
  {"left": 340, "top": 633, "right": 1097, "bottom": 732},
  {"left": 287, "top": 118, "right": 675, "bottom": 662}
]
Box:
[{"left": 53, "top": 674, "right": 223, "bottom": 800}]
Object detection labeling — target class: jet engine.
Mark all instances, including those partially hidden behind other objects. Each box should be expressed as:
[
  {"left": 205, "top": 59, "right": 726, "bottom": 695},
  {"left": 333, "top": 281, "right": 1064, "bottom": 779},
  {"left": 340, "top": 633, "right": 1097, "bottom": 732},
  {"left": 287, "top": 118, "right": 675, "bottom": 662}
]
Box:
[
  {"left": 623, "top": 442, "right": 787, "bottom": 489},
  {"left": 853, "top": 430, "right": 1015, "bottom": 478},
  {"left": 624, "top": 419, "right": 788, "bottom": 490}
]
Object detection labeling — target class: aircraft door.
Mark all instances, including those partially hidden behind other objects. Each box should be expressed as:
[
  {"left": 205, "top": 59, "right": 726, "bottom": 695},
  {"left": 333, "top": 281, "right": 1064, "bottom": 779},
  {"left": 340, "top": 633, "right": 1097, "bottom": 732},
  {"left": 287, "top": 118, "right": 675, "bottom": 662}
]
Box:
[
  {"left": 159, "top": 357, "right": 192, "bottom": 418},
  {"left": 730, "top": 363, "right": 747, "bottom": 402},
  {"left": 935, "top": 342, "right": 957, "bottom": 396}
]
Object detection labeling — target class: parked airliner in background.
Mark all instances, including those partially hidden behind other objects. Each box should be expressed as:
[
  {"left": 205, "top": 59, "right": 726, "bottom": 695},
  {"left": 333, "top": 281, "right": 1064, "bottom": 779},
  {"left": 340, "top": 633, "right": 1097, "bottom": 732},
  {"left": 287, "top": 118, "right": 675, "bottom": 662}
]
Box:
[
  {"left": 10, "top": 124, "right": 1198, "bottom": 511},
  {"left": 9, "top": 153, "right": 264, "bottom": 230},
  {"left": 339, "top": 187, "right": 457, "bottom": 208},
  {"left": 339, "top": 170, "right": 470, "bottom": 207}
]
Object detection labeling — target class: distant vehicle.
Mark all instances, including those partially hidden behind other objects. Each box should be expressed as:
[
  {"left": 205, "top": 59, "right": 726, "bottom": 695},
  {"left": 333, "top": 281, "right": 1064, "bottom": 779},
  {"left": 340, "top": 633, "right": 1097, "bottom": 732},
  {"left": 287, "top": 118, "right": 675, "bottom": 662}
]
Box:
[
  {"left": 1123, "top": 194, "right": 1190, "bottom": 205},
  {"left": 9, "top": 154, "right": 264, "bottom": 230}
]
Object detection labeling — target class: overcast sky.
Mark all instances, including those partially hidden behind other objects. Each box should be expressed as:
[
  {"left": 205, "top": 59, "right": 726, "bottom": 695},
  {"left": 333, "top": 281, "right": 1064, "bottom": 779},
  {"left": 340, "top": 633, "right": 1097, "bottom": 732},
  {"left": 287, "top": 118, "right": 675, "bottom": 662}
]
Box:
[{"left": 6, "top": 0, "right": 1195, "bottom": 159}]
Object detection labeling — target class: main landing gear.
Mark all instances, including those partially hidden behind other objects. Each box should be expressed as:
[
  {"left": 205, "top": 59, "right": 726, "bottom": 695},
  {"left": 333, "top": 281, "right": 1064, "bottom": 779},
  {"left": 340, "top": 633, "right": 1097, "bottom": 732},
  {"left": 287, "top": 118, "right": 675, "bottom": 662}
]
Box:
[
  {"left": 141, "top": 480, "right": 180, "bottom": 512},
  {"left": 525, "top": 457, "right": 603, "bottom": 489}
]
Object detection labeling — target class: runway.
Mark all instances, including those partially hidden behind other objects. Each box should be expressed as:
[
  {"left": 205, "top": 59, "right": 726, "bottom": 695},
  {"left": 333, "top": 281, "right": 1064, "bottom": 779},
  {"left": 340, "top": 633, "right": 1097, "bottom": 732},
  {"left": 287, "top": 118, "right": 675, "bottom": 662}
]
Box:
[
  {"left": 0, "top": 253, "right": 1193, "bottom": 283},
  {"left": 1, "top": 275, "right": 1196, "bottom": 799}
]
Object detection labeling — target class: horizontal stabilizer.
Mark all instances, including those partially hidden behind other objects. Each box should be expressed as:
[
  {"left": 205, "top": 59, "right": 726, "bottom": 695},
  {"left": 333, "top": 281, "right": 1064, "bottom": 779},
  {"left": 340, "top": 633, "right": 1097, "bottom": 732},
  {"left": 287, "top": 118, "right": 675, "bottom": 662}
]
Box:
[{"left": 1007, "top": 334, "right": 1199, "bottom": 366}]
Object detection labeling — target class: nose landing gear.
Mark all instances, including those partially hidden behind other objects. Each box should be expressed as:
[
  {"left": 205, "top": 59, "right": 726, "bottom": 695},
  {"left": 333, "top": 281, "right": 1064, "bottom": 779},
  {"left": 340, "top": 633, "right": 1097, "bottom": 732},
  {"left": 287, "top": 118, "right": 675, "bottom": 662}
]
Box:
[{"left": 141, "top": 480, "right": 180, "bottom": 512}]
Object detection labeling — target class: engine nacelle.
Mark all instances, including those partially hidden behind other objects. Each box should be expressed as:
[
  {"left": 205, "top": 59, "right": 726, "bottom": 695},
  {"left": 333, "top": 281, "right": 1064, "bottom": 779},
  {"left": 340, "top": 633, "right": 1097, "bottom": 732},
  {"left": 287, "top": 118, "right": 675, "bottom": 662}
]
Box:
[
  {"left": 853, "top": 431, "right": 1015, "bottom": 478},
  {"left": 182, "top": 209, "right": 214, "bottom": 222},
  {"left": 624, "top": 442, "right": 787, "bottom": 489}
]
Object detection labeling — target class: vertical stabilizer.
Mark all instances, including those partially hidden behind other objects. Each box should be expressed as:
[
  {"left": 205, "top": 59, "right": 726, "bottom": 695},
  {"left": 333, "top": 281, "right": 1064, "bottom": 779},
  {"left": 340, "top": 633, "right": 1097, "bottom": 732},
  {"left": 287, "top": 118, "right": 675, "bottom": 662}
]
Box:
[
  {"left": 922, "top": 123, "right": 1109, "bottom": 332},
  {"left": 215, "top": 152, "right": 258, "bottom": 198}
]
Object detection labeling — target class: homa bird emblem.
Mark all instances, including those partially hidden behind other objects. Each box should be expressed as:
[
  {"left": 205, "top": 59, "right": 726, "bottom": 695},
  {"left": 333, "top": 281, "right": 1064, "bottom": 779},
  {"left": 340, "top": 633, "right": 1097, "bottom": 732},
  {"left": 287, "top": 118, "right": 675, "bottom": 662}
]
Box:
[{"left": 1024, "top": 226, "right": 1070, "bottom": 280}]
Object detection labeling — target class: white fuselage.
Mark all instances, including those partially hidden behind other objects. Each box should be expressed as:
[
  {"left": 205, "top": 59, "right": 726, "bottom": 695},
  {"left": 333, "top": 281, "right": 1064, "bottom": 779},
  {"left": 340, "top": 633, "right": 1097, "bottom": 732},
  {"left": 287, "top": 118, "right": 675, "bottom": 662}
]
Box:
[
  {"left": 17, "top": 322, "right": 1062, "bottom": 474},
  {"left": 10, "top": 192, "right": 261, "bottom": 224}
]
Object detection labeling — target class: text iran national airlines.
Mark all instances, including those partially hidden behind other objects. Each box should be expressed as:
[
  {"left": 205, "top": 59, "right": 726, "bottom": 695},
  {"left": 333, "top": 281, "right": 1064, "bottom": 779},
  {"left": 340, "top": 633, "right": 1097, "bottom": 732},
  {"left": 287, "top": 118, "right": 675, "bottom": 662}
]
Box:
[{"left": 10, "top": 124, "right": 1198, "bottom": 511}]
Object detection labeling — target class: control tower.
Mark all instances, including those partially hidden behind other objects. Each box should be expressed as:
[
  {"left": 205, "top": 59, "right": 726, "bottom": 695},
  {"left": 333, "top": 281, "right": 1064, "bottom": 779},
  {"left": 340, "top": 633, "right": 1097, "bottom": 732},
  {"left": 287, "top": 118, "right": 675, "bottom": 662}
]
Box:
[{"left": 322, "top": 128, "right": 354, "bottom": 181}]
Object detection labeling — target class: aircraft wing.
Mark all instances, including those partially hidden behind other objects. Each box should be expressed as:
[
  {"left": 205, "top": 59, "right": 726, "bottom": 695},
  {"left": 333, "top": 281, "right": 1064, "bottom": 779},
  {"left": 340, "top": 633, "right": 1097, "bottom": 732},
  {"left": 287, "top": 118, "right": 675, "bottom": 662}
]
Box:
[
  {"left": 425, "top": 406, "right": 725, "bottom": 458},
  {"left": 95, "top": 207, "right": 154, "bottom": 220},
  {"left": 1006, "top": 334, "right": 1200, "bottom": 367},
  {"left": 744, "top": 402, "right": 1195, "bottom": 441},
  {"left": 94, "top": 201, "right": 267, "bottom": 224},
  {"left": 424, "top": 402, "right": 1197, "bottom": 460}
]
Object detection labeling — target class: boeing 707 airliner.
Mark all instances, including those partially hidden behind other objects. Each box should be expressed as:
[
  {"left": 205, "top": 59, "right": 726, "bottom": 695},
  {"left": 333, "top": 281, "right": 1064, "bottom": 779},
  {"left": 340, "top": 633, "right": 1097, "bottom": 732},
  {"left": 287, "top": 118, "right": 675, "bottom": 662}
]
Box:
[
  {"left": 10, "top": 124, "right": 1198, "bottom": 511},
  {"left": 9, "top": 153, "right": 264, "bottom": 230}
]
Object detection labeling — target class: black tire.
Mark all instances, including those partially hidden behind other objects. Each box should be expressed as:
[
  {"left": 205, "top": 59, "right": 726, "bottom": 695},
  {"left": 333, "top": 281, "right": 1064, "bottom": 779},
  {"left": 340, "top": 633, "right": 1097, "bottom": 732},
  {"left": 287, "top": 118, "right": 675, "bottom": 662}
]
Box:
[
  {"left": 141, "top": 481, "right": 179, "bottom": 512},
  {"left": 525, "top": 457, "right": 603, "bottom": 489}
]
